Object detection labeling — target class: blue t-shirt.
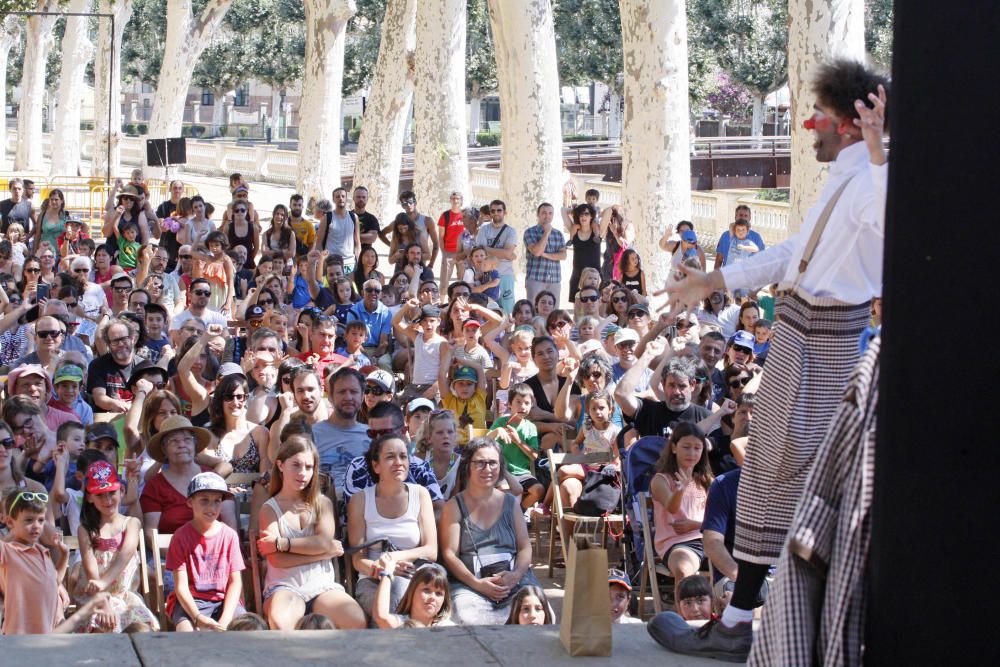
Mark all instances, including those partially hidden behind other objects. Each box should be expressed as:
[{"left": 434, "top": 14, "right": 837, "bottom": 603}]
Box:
[
  {"left": 347, "top": 301, "right": 392, "bottom": 347},
  {"left": 702, "top": 468, "right": 741, "bottom": 582},
  {"left": 291, "top": 274, "right": 313, "bottom": 309},
  {"left": 715, "top": 230, "right": 766, "bottom": 267}
]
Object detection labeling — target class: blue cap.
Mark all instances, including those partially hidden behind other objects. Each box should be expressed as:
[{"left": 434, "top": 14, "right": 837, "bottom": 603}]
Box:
[
  {"left": 681, "top": 230, "right": 698, "bottom": 244},
  {"left": 732, "top": 330, "right": 755, "bottom": 351},
  {"left": 452, "top": 366, "right": 477, "bottom": 383}
]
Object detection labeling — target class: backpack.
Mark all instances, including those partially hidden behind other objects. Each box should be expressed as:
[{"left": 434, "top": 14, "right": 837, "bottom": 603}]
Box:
[
  {"left": 319, "top": 209, "right": 359, "bottom": 252},
  {"left": 573, "top": 465, "right": 622, "bottom": 516}
]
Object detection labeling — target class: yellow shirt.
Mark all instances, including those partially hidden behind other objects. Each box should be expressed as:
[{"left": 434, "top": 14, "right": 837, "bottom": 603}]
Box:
[
  {"left": 442, "top": 390, "right": 487, "bottom": 445},
  {"left": 290, "top": 218, "right": 316, "bottom": 250}
]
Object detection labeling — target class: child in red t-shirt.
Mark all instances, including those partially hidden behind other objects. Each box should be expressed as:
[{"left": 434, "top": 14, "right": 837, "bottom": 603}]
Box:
[{"left": 166, "top": 472, "right": 245, "bottom": 631}]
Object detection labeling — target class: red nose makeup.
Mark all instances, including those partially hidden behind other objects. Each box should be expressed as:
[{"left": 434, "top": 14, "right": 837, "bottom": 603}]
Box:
[{"left": 803, "top": 117, "right": 816, "bottom": 130}]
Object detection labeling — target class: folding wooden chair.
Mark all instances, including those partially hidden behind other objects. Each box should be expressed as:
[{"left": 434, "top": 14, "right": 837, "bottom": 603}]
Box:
[
  {"left": 546, "top": 451, "right": 624, "bottom": 578},
  {"left": 318, "top": 472, "right": 353, "bottom": 596},
  {"left": 247, "top": 529, "right": 266, "bottom": 616},
  {"left": 150, "top": 529, "right": 174, "bottom": 630},
  {"left": 636, "top": 491, "right": 671, "bottom": 619}
]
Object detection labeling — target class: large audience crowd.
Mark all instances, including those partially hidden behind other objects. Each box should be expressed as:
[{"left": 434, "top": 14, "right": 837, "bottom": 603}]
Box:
[{"left": 0, "top": 168, "right": 831, "bottom": 635}]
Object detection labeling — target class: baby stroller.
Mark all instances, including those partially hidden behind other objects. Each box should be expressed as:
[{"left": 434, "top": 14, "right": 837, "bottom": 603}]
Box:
[{"left": 622, "top": 435, "right": 667, "bottom": 617}]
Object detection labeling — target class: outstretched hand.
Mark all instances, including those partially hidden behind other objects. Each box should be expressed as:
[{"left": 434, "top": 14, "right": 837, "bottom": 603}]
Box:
[
  {"left": 662, "top": 263, "right": 720, "bottom": 315},
  {"left": 854, "top": 83, "right": 888, "bottom": 166}
]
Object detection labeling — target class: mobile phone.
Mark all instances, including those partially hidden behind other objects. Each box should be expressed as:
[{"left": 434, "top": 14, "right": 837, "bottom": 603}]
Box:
[{"left": 36, "top": 283, "right": 50, "bottom": 302}]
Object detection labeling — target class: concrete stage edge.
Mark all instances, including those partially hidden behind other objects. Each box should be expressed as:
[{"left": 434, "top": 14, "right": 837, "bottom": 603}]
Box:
[{"left": 3, "top": 625, "right": 735, "bottom": 666}]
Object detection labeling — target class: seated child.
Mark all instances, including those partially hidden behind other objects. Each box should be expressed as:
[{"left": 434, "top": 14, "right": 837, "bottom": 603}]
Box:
[
  {"left": 0, "top": 488, "right": 68, "bottom": 634},
  {"left": 440, "top": 364, "right": 487, "bottom": 446},
  {"left": 609, "top": 569, "right": 642, "bottom": 624},
  {"left": 490, "top": 383, "right": 544, "bottom": 510},
  {"left": 676, "top": 574, "right": 714, "bottom": 622},
  {"left": 166, "top": 472, "right": 245, "bottom": 631},
  {"left": 505, "top": 586, "right": 555, "bottom": 625},
  {"left": 372, "top": 559, "right": 454, "bottom": 629},
  {"left": 559, "top": 389, "right": 621, "bottom": 510}
]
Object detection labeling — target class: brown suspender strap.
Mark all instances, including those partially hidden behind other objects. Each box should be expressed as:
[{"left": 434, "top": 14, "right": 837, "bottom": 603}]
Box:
[{"left": 796, "top": 177, "right": 854, "bottom": 277}]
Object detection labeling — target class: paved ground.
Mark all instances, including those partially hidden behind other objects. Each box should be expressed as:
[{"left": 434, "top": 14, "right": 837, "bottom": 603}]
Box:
[{"left": 3, "top": 624, "right": 734, "bottom": 666}]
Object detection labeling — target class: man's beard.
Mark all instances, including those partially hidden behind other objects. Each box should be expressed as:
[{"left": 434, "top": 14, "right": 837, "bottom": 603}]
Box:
[{"left": 334, "top": 405, "right": 357, "bottom": 421}]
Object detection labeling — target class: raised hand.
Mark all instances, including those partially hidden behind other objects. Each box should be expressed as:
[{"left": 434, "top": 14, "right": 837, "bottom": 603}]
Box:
[{"left": 854, "top": 83, "right": 888, "bottom": 165}]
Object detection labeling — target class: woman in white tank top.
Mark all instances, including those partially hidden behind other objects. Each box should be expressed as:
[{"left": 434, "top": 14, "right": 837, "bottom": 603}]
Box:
[
  {"left": 347, "top": 434, "right": 438, "bottom": 621},
  {"left": 258, "top": 437, "right": 366, "bottom": 630}
]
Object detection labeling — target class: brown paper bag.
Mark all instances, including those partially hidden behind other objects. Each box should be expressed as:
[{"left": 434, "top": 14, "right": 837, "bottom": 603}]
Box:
[{"left": 560, "top": 535, "right": 612, "bottom": 657}]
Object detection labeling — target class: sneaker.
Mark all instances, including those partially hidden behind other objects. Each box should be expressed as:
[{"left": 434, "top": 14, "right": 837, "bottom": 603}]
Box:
[{"left": 646, "top": 612, "right": 752, "bottom": 663}]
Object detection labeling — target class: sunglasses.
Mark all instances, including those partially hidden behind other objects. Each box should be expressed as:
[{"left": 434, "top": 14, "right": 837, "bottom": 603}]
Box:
[
  {"left": 37, "top": 329, "right": 64, "bottom": 339},
  {"left": 400, "top": 199, "right": 416, "bottom": 205},
  {"left": 258, "top": 299, "right": 274, "bottom": 306},
  {"left": 0, "top": 437, "right": 16, "bottom": 449},
  {"left": 24, "top": 267, "right": 41, "bottom": 273},
  {"left": 628, "top": 311, "right": 646, "bottom": 319},
  {"left": 234, "top": 208, "right": 248, "bottom": 213},
  {"left": 113, "top": 286, "right": 131, "bottom": 293},
  {"left": 364, "top": 288, "right": 382, "bottom": 294},
  {"left": 365, "top": 386, "right": 389, "bottom": 397},
  {"left": 729, "top": 376, "right": 752, "bottom": 389},
  {"left": 612, "top": 296, "right": 628, "bottom": 303},
  {"left": 224, "top": 393, "right": 248, "bottom": 403},
  {"left": 366, "top": 427, "right": 399, "bottom": 439},
  {"left": 9, "top": 491, "right": 48, "bottom": 513},
  {"left": 73, "top": 268, "right": 89, "bottom": 273},
  {"left": 149, "top": 381, "right": 167, "bottom": 390},
  {"left": 579, "top": 295, "right": 600, "bottom": 303},
  {"left": 192, "top": 290, "right": 211, "bottom": 297},
  {"left": 732, "top": 345, "right": 752, "bottom": 355}
]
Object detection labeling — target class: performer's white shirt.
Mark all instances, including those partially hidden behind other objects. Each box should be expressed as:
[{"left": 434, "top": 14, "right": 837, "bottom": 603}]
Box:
[{"left": 720, "top": 141, "right": 887, "bottom": 303}]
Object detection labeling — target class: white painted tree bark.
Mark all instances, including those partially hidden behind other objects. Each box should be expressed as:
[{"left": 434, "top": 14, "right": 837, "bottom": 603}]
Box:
[
  {"left": 147, "top": 0, "right": 233, "bottom": 150},
  {"left": 14, "top": 0, "right": 60, "bottom": 172},
  {"left": 412, "top": 0, "right": 468, "bottom": 217},
  {"left": 296, "top": 0, "right": 356, "bottom": 200},
  {"left": 619, "top": 0, "right": 691, "bottom": 287},
  {"left": 50, "top": 0, "right": 95, "bottom": 177},
  {"left": 0, "top": 18, "right": 22, "bottom": 166},
  {"left": 93, "top": 0, "right": 133, "bottom": 180},
  {"left": 487, "top": 0, "right": 563, "bottom": 234},
  {"left": 787, "top": 0, "right": 865, "bottom": 233},
  {"left": 352, "top": 0, "right": 416, "bottom": 225}
]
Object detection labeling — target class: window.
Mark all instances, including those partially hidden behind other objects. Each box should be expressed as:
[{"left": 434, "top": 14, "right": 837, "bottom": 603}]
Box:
[
  {"left": 234, "top": 83, "right": 250, "bottom": 107},
  {"left": 141, "top": 82, "right": 153, "bottom": 94},
  {"left": 201, "top": 89, "right": 214, "bottom": 106}
]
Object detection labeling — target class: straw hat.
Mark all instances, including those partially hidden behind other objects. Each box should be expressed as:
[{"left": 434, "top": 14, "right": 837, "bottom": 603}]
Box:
[{"left": 147, "top": 415, "right": 212, "bottom": 463}]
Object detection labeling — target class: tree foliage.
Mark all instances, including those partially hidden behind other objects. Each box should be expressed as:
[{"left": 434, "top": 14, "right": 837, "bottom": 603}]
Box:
[
  {"left": 342, "top": 0, "right": 383, "bottom": 96},
  {"left": 553, "top": 0, "right": 621, "bottom": 88},
  {"left": 466, "top": 0, "right": 495, "bottom": 97},
  {"left": 864, "top": 0, "right": 893, "bottom": 71}
]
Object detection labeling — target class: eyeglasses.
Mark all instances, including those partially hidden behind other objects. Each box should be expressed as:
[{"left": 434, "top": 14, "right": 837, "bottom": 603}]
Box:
[
  {"left": 366, "top": 426, "right": 400, "bottom": 439},
  {"left": 732, "top": 345, "right": 752, "bottom": 355},
  {"left": 471, "top": 459, "right": 500, "bottom": 471},
  {"left": 579, "top": 295, "right": 599, "bottom": 303},
  {"left": 192, "top": 290, "right": 211, "bottom": 297},
  {"left": 365, "top": 386, "right": 388, "bottom": 397},
  {"left": 108, "top": 336, "right": 132, "bottom": 347},
  {"left": 364, "top": 288, "right": 382, "bottom": 294},
  {"left": 37, "top": 329, "right": 64, "bottom": 339},
  {"left": 729, "top": 376, "right": 752, "bottom": 389},
  {"left": 225, "top": 392, "right": 247, "bottom": 403},
  {"left": 0, "top": 437, "right": 16, "bottom": 449},
  {"left": 9, "top": 491, "right": 48, "bottom": 513}
]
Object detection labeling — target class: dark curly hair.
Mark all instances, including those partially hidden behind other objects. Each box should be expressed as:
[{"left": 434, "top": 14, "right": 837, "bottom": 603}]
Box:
[{"left": 812, "top": 59, "right": 890, "bottom": 130}]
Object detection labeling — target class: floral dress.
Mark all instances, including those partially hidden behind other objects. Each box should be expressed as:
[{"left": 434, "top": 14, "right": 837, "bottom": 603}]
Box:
[{"left": 72, "top": 523, "right": 160, "bottom": 632}]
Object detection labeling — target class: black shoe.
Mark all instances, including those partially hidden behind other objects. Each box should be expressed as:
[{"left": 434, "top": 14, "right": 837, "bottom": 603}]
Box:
[{"left": 647, "top": 612, "right": 752, "bottom": 663}]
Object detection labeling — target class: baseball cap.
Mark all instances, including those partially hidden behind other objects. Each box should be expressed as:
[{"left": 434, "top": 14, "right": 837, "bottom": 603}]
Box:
[
  {"left": 577, "top": 339, "right": 604, "bottom": 357},
  {"left": 407, "top": 397, "right": 435, "bottom": 413},
  {"left": 86, "top": 423, "right": 118, "bottom": 445},
  {"left": 732, "top": 330, "right": 756, "bottom": 351},
  {"left": 452, "top": 366, "right": 477, "bottom": 383},
  {"left": 53, "top": 364, "right": 85, "bottom": 385},
  {"left": 110, "top": 271, "right": 133, "bottom": 287},
  {"left": 603, "top": 325, "right": 621, "bottom": 340},
  {"left": 186, "top": 471, "right": 234, "bottom": 499},
  {"left": 462, "top": 319, "right": 482, "bottom": 329},
  {"left": 614, "top": 328, "right": 640, "bottom": 347},
  {"left": 65, "top": 217, "right": 85, "bottom": 227},
  {"left": 217, "top": 362, "right": 246, "bottom": 379},
  {"left": 626, "top": 303, "right": 650, "bottom": 316},
  {"left": 366, "top": 369, "right": 395, "bottom": 393},
  {"left": 85, "top": 460, "right": 121, "bottom": 495},
  {"left": 608, "top": 568, "right": 632, "bottom": 591},
  {"left": 681, "top": 230, "right": 698, "bottom": 244},
  {"left": 413, "top": 304, "right": 441, "bottom": 323},
  {"left": 246, "top": 305, "right": 266, "bottom": 319}
]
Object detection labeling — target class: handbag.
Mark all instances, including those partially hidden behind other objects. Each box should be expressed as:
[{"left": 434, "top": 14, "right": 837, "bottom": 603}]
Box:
[
  {"left": 457, "top": 494, "right": 513, "bottom": 579},
  {"left": 572, "top": 465, "right": 622, "bottom": 517}
]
